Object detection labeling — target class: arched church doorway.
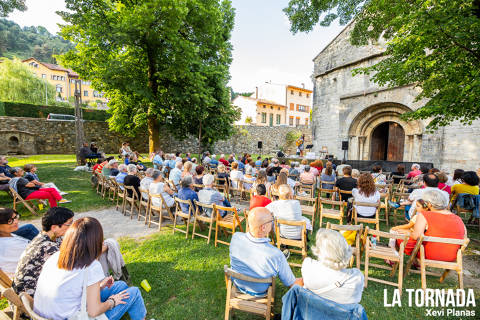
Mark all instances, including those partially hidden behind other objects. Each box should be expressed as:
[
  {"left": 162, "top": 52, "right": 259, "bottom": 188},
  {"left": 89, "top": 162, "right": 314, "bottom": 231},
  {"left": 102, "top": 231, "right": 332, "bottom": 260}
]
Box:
[{"left": 370, "top": 122, "right": 405, "bottom": 161}]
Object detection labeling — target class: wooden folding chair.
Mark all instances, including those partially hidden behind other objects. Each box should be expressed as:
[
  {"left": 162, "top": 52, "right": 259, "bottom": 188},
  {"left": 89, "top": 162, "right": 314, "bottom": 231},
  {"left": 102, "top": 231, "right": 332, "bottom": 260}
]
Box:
[
  {"left": 115, "top": 182, "right": 126, "bottom": 213},
  {"left": 215, "top": 176, "right": 230, "bottom": 196},
  {"left": 363, "top": 227, "right": 409, "bottom": 295},
  {"left": 319, "top": 199, "right": 345, "bottom": 227},
  {"left": 173, "top": 197, "right": 194, "bottom": 239},
  {"left": 215, "top": 206, "right": 245, "bottom": 247},
  {"left": 0, "top": 270, "right": 25, "bottom": 320},
  {"left": 123, "top": 185, "right": 139, "bottom": 218},
  {"left": 138, "top": 187, "right": 150, "bottom": 224},
  {"left": 296, "top": 182, "right": 315, "bottom": 197},
  {"left": 9, "top": 187, "right": 39, "bottom": 216},
  {"left": 19, "top": 293, "right": 48, "bottom": 320},
  {"left": 353, "top": 201, "right": 380, "bottom": 233},
  {"left": 229, "top": 178, "right": 243, "bottom": 202},
  {"left": 107, "top": 177, "right": 119, "bottom": 202},
  {"left": 390, "top": 192, "right": 410, "bottom": 225},
  {"left": 274, "top": 218, "right": 307, "bottom": 267},
  {"left": 404, "top": 235, "right": 470, "bottom": 291},
  {"left": 376, "top": 183, "right": 391, "bottom": 226},
  {"left": 295, "top": 195, "right": 317, "bottom": 228},
  {"left": 326, "top": 223, "right": 364, "bottom": 268},
  {"left": 192, "top": 183, "right": 205, "bottom": 192},
  {"left": 166, "top": 179, "right": 178, "bottom": 193},
  {"left": 192, "top": 200, "right": 217, "bottom": 244},
  {"left": 95, "top": 173, "right": 104, "bottom": 195},
  {"left": 149, "top": 193, "right": 175, "bottom": 231},
  {"left": 318, "top": 185, "right": 336, "bottom": 201},
  {"left": 224, "top": 265, "right": 275, "bottom": 320}
]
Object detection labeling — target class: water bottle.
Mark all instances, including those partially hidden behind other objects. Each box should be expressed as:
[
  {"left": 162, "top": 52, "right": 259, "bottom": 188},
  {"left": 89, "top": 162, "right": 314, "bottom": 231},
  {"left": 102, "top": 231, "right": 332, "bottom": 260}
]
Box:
[{"left": 371, "top": 235, "right": 377, "bottom": 249}]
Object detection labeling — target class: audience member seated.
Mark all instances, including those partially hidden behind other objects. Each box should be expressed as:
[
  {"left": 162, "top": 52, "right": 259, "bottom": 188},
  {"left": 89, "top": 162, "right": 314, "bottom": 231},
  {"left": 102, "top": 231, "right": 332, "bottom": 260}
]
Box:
[
  {"left": 302, "top": 229, "right": 364, "bottom": 304},
  {"left": 407, "top": 163, "right": 422, "bottom": 179},
  {"left": 216, "top": 164, "right": 230, "bottom": 185},
  {"left": 92, "top": 158, "right": 104, "bottom": 173},
  {"left": 140, "top": 168, "right": 155, "bottom": 200},
  {"left": 102, "top": 159, "right": 119, "bottom": 177},
  {"left": 255, "top": 156, "right": 262, "bottom": 167},
  {"left": 270, "top": 172, "right": 293, "bottom": 196},
  {"left": 335, "top": 160, "right": 349, "bottom": 178},
  {"left": 126, "top": 154, "right": 146, "bottom": 171},
  {"left": 12, "top": 207, "right": 74, "bottom": 295},
  {"left": 280, "top": 168, "right": 299, "bottom": 191},
  {"left": 435, "top": 172, "right": 451, "bottom": 194},
  {"left": 266, "top": 184, "right": 312, "bottom": 240},
  {"left": 124, "top": 164, "right": 141, "bottom": 198},
  {"left": 218, "top": 154, "right": 229, "bottom": 167},
  {"left": 249, "top": 184, "right": 272, "bottom": 210},
  {"left": 90, "top": 142, "right": 100, "bottom": 155},
  {"left": 153, "top": 151, "right": 164, "bottom": 170},
  {"left": 300, "top": 165, "right": 315, "bottom": 185},
  {"left": 34, "top": 217, "right": 146, "bottom": 320},
  {"left": 120, "top": 142, "right": 133, "bottom": 158},
  {"left": 209, "top": 154, "right": 219, "bottom": 167},
  {"left": 399, "top": 190, "right": 466, "bottom": 261},
  {"left": 193, "top": 165, "right": 205, "bottom": 189},
  {"left": 78, "top": 142, "right": 93, "bottom": 165},
  {"left": 288, "top": 162, "right": 300, "bottom": 179},
  {"left": 23, "top": 163, "right": 67, "bottom": 196},
  {"left": 95, "top": 157, "right": 114, "bottom": 175},
  {"left": 451, "top": 171, "right": 479, "bottom": 203},
  {"left": 9, "top": 167, "right": 64, "bottom": 207},
  {"left": 243, "top": 167, "right": 256, "bottom": 191},
  {"left": 351, "top": 169, "right": 360, "bottom": 180},
  {"left": 198, "top": 174, "right": 230, "bottom": 217},
  {"left": 320, "top": 163, "right": 336, "bottom": 189},
  {"left": 371, "top": 165, "right": 387, "bottom": 185},
  {"left": 389, "top": 174, "right": 449, "bottom": 220},
  {"left": 149, "top": 170, "right": 176, "bottom": 214},
  {"left": 229, "top": 207, "right": 302, "bottom": 296},
  {"left": 178, "top": 176, "right": 199, "bottom": 215},
  {"left": 115, "top": 164, "right": 128, "bottom": 185},
  {"left": 352, "top": 173, "right": 381, "bottom": 219},
  {"left": 202, "top": 152, "right": 212, "bottom": 165},
  {"left": 0, "top": 208, "right": 39, "bottom": 277},
  {"left": 335, "top": 166, "right": 357, "bottom": 202},
  {"left": 252, "top": 170, "right": 270, "bottom": 195},
  {"left": 309, "top": 159, "right": 323, "bottom": 176},
  {"left": 170, "top": 161, "right": 183, "bottom": 188},
  {"left": 0, "top": 156, "right": 12, "bottom": 192},
  {"left": 392, "top": 164, "right": 406, "bottom": 184},
  {"left": 230, "top": 162, "right": 244, "bottom": 188},
  {"left": 181, "top": 161, "right": 193, "bottom": 179}
]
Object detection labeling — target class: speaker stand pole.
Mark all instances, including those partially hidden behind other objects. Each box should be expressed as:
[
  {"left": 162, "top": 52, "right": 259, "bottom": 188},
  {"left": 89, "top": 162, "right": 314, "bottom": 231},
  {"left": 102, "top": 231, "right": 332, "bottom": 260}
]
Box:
[{"left": 343, "top": 150, "right": 346, "bottom": 162}]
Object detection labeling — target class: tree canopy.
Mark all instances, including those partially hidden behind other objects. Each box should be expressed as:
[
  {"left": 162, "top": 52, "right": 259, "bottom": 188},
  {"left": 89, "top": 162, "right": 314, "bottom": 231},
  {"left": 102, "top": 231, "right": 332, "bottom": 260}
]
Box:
[
  {"left": 284, "top": 0, "right": 480, "bottom": 130},
  {"left": 0, "top": 0, "right": 25, "bottom": 17},
  {"left": 58, "top": 0, "right": 239, "bottom": 152},
  {"left": 0, "top": 19, "right": 75, "bottom": 63},
  {"left": 0, "top": 58, "right": 56, "bottom": 105}
]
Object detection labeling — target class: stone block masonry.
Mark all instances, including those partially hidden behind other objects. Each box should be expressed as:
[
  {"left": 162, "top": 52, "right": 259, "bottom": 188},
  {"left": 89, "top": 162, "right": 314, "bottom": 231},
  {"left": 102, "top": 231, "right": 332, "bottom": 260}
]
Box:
[{"left": 0, "top": 116, "right": 311, "bottom": 156}]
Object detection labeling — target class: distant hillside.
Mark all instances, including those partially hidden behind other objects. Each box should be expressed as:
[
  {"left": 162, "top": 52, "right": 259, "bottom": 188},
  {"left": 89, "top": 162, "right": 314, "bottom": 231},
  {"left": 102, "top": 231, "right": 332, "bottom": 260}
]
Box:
[{"left": 0, "top": 19, "right": 74, "bottom": 64}]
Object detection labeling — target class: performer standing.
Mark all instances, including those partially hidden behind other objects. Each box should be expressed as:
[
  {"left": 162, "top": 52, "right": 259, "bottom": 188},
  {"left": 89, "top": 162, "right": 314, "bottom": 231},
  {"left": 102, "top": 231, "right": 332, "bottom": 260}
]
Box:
[{"left": 296, "top": 134, "right": 305, "bottom": 157}]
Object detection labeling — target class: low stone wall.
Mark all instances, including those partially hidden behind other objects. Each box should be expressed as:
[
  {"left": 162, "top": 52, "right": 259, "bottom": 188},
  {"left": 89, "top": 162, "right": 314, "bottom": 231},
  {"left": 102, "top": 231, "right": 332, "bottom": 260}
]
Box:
[{"left": 0, "top": 116, "right": 311, "bottom": 156}]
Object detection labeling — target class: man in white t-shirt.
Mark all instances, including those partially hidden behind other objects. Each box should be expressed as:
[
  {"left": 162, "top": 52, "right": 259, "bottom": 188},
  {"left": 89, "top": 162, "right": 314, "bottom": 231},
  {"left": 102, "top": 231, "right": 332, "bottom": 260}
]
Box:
[{"left": 266, "top": 184, "right": 311, "bottom": 240}]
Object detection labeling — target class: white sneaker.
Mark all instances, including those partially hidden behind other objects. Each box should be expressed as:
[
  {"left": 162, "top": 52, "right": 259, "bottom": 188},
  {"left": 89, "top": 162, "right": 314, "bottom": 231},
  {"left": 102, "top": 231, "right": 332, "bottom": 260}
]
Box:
[
  {"left": 60, "top": 192, "right": 68, "bottom": 196},
  {"left": 59, "top": 199, "right": 71, "bottom": 204}
]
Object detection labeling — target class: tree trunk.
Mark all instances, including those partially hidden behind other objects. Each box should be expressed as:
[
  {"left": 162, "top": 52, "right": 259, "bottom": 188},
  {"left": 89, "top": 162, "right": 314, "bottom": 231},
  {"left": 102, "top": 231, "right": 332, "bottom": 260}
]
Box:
[
  {"left": 147, "top": 115, "right": 160, "bottom": 154},
  {"left": 198, "top": 119, "right": 202, "bottom": 156}
]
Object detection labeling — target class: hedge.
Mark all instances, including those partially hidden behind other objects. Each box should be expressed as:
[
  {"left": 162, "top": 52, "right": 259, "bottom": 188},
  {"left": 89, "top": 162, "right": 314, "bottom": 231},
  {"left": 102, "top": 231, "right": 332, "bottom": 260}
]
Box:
[{"left": 0, "top": 101, "right": 109, "bottom": 121}]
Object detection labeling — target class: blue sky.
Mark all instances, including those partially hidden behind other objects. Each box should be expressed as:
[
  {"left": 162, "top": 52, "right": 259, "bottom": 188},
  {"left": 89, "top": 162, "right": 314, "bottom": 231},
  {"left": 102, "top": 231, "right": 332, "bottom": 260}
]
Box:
[{"left": 8, "top": 0, "right": 345, "bottom": 92}]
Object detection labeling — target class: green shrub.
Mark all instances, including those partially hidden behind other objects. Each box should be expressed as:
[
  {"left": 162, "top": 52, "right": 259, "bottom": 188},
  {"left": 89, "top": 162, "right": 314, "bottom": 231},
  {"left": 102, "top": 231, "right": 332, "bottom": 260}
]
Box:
[{"left": 1, "top": 101, "right": 109, "bottom": 121}]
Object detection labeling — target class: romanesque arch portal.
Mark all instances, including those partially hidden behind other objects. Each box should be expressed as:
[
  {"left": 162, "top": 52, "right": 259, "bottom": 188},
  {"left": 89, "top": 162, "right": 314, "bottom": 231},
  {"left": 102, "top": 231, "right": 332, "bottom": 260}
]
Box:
[{"left": 347, "top": 103, "right": 423, "bottom": 162}]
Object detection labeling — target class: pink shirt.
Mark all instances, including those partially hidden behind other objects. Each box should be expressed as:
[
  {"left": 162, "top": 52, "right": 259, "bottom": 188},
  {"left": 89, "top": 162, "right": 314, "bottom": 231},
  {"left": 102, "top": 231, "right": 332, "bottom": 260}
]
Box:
[
  {"left": 300, "top": 171, "right": 315, "bottom": 184},
  {"left": 407, "top": 169, "right": 421, "bottom": 179}
]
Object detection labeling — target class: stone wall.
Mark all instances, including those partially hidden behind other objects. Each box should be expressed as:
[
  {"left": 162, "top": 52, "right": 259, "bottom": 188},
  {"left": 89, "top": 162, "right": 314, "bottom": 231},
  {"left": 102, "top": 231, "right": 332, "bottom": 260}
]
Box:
[{"left": 0, "top": 116, "right": 311, "bottom": 156}]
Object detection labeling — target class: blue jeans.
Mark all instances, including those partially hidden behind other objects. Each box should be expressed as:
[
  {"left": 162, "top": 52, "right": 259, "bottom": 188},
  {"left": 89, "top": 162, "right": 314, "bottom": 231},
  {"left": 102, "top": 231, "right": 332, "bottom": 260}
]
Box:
[
  {"left": 101, "top": 281, "right": 146, "bottom": 320},
  {"left": 405, "top": 205, "right": 411, "bottom": 220},
  {"left": 13, "top": 224, "right": 39, "bottom": 241}
]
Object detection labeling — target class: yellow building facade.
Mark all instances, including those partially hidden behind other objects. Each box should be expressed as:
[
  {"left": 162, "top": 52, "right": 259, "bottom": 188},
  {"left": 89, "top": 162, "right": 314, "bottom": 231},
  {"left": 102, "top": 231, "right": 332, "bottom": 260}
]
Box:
[
  {"left": 286, "top": 85, "right": 312, "bottom": 127},
  {"left": 22, "top": 57, "right": 108, "bottom": 108},
  {"left": 255, "top": 99, "right": 286, "bottom": 127}
]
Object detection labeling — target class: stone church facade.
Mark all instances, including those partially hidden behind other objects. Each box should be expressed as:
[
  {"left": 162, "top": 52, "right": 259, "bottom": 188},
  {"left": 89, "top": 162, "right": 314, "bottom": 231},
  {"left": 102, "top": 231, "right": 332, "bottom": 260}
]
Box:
[{"left": 311, "top": 23, "right": 480, "bottom": 172}]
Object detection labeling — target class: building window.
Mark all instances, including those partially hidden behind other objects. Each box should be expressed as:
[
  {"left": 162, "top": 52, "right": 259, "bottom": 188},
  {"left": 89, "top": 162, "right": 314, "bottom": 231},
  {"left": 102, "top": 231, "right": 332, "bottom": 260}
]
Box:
[
  {"left": 261, "top": 112, "right": 267, "bottom": 123},
  {"left": 41, "top": 74, "right": 46, "bottom": 78},
  {"left": 299, "top": 92, "right": 302, "bottom": 97},
  {"left": 276, "top": 114, "right": 281, "bottom": 125},
  {"left": 298, "top": 105, "right": 307, "bottom": 112},
  {"left": 270, "top": 106, "right": 273, "bottom": 109},
  {"left": 290, "top": 90, "right": 294, "bottom": 95},
  {"left": 56, "top": 85, "right": 62, "bottom": 93},
  {"left": 296, "top": 117, "right": 300, "bottom": 126},
  {"left": 289, "top": 116, "right": 294, "bottom": 126},
  {"left": 84, "top": 90, "right": 88, "bottom": 97},
  {"left": 290, "top": 103, "right": 294, "bottom": 111},
  {"left": 263, "top": 105, "right": 266, "bottom": 108},
  {"left": 307, "top": 93, "right": 310, "bottom": 98},
  {"left": 269, "top": 114, "right": 273, "bottom": 127},
  {"left": 93, "top": 91, "right": 104, "bottom": 98},
  {"left": 305, "top": 118, "right": 309, "bottom": 126}
]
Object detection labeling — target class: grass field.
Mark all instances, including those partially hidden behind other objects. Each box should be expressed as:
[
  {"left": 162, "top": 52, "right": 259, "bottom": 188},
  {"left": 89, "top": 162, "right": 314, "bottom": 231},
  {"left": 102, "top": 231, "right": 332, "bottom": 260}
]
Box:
[{"left": 1, "top": 155, "right": 479, "bottom": 319}]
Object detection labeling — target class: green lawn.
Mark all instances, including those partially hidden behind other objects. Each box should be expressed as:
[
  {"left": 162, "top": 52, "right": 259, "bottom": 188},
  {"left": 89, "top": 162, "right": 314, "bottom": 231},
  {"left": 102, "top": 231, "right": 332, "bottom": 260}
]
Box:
[{"left": 1, "top": 155, "right": 479, "bottom": 319}]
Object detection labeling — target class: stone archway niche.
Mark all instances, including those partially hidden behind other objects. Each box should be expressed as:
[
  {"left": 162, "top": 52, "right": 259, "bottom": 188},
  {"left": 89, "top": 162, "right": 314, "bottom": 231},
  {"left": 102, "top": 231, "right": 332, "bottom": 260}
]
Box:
[{"left": 347, "top": 103, "right": 423, "bottom": 161}]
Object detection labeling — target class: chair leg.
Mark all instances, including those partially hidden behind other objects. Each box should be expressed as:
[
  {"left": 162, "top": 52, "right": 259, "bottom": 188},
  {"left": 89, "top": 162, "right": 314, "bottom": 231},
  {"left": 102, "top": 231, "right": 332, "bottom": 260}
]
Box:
[
  {"left": 364, "top": 247, "right": 369, "bottom": 288},
  {"left": 173, "top": 213, "right": 178, "bottom": 234},
  {"left": 458, "top": 270, "right": 464, "bottom": 289},
  {"left": 215, "top": 222, "right": 219, "bottom": 247},
  {"left": 185, "top": 218, "right": 190, "bottom": 239},
  {"left": 192, "top": 218, "right": 198, "bottom": 239},
  {"left": 420, "top": 247, "right": 427, "bottom": 292},
  {"left": 439, "top": 269, "right": 450, "bottom": 283},
  {"left": 207, "top": 220, "right": 213, "bottom": 245}
]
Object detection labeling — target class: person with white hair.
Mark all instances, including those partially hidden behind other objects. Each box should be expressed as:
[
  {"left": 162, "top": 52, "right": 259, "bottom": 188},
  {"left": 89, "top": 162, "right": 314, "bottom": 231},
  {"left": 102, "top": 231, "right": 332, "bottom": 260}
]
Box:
[
  {"left": 202, "top": 152, "right": 211, "bottom": 165},
  {"left": 266, "top": 184, "right": 311, "bottom": 240},
  {"left": 140, "top": 168, "right": 155, "bottom": 200},
  {"left": 229, "top": 207, "right": 302, "bottom": 296},
  {"left": 243, "top": 167, "right": 256, "bottom": 191},
  {"left": 198, "top": 174, "right": 230, "bottom": 217},
  {"left": 123, "top": 164, "right": 141, "bottom": 198},
  {"left": 102, "top": 159, "right": 119, "bottom": 177},
  {"left": 209, "top": 154, "right": 219, "bottom": 167},
  {"left": 219, "top": 154, "right": 229, "bottom": 167},
  {"left": 153, "top": 151, "right": 164, "bottom": 170},
  {"left": 149, "top": 170, "right": 177, "bottom": 216},
  {"left": 169, "top": 161, "right": 183, "bottom": 188},
  {"left": 302, "top": 229, "right": 364, "bottom": 304},
  {"left": 177, "top": 176, "right": 199, "bottom": 215},
  {"left": 407, "top": 163, "right": 422, "bottom": 179},
  {"left": 115, "top": 164, "right": 128, "bottom": 185},
  {"left": 399, "top": 189, "right": 466, "bottom": 262},
  {"left": 229, "top": 162, "right": 243, "bottom": 189}
]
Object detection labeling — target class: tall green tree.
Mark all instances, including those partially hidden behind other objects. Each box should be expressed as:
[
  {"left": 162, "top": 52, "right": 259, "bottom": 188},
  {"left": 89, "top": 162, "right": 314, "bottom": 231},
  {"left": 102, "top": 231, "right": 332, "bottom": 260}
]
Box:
[
  {"left": 0, "top": 0, "right": 25, "bottom": 17},
  {"left": 58, "top": 0, "right": 238, "bottom": 152},
  {"left": 284, "top": 0, "right": 480, "bottom": 130},
  {"left": 0, "top": 58, "right": 56, "bottom": 105}
]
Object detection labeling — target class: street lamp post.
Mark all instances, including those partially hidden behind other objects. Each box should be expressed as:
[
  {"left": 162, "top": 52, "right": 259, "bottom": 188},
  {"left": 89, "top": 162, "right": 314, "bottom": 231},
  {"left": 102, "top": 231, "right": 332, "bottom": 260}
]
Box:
[{"left": 74, "top": 80, "right": 85, "bottom": 164}]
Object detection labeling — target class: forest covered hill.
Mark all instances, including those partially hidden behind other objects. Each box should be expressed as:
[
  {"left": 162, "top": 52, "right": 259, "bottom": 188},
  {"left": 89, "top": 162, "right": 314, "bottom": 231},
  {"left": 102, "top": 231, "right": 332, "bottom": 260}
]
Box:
[{"left": 0, "top": 18, "right": 74, "bottom": 63}]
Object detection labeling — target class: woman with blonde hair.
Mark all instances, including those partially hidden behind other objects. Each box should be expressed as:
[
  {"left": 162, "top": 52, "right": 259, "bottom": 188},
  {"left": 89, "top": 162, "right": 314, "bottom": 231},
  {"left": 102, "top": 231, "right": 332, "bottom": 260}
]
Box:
[
  {"left": 252, "top": 170, "right": 270, "bottom": 196},
  {"left": 181, "top": 161, "right": 193, "bottom": 179},
  {"left": 302, "top": 229, "right": 364, "bottom": 304}
]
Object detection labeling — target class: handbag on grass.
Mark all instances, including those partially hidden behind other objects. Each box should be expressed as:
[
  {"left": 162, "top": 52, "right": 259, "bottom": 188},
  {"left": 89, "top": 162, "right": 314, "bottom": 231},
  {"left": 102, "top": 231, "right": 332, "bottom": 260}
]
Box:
[{"left": 69, "top": 269, "right": 108, "bottom": 320}]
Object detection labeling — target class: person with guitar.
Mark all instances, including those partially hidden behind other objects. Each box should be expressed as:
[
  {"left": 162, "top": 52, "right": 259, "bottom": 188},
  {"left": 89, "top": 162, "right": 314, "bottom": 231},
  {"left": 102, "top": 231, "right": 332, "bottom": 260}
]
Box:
[{"left": 296, "top": 134, "right": 305, "bottom": 157}]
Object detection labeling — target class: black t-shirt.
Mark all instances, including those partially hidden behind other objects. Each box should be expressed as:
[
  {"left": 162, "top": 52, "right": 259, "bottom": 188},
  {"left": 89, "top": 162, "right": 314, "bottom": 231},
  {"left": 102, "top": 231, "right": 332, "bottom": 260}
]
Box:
[
  {"left": 391, "top": 172, "right": 405, "bottom": 184},
  {"left": 123, "top": 175, "right": 141, "bottom": 197},
  {"left": 16, "top": 177, "right": 36, "bottom": 199},
  {"left": 335, "top": 177, "right": 357, "bottom": 201},
  {"left": 267, "top": 166, "right": 281, "bottom": 177}
]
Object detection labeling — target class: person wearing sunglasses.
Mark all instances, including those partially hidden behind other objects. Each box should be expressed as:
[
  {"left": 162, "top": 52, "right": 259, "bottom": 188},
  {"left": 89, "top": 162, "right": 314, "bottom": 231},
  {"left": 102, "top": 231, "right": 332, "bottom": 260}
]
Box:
[
  {"left": 12, "top": 207, "right": 74, "bottom": 296},
  {"left": 0, "top": 207, "right": 39, "bottom": 277}
]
